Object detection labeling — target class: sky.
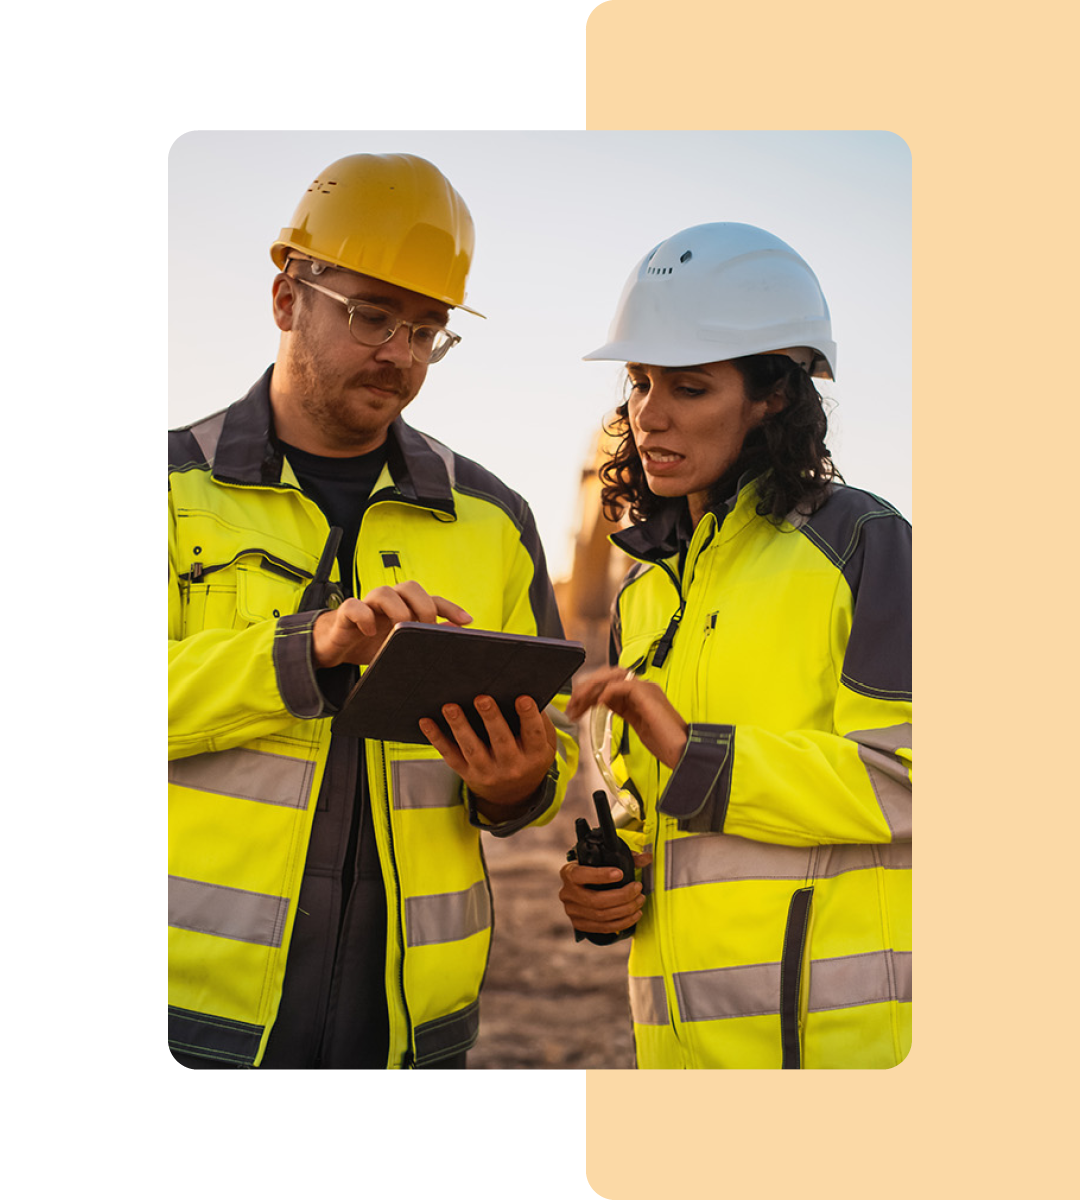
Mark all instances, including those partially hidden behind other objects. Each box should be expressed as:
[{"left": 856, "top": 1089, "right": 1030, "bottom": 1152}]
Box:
[{"left": 170, "top": 130, "right": 911, "bottom": 579}]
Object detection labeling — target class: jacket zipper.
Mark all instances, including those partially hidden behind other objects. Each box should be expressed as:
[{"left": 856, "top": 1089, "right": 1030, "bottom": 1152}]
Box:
[
  {"left": 379, "top": 743, "right": 414, "bottom": 1068},
  {"left": 653, "top": 520, "right": 717, "bottom": 1063},
  {"left": 650, "top": 523, "right": 717, "bottom": 669}
]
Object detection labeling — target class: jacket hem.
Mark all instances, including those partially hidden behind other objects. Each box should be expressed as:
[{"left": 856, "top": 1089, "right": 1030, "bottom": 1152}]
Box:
[
  {"left": 412, "top": 998, "right": 481, "bottom": 1066},
  {"left": 168, "top": 1005, "right": 263, "bottom": 1067}
]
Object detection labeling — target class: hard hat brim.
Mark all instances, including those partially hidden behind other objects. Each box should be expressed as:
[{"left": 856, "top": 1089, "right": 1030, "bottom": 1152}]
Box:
[
  {"left": 271, "top": 238, "right": 485, "bottom": 319},
  {"left": 582, "top": 338, "right": 835, "bottom": 380}
]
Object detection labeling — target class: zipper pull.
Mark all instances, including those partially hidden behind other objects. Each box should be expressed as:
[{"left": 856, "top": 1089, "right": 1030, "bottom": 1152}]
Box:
[
  {"left": 190, "top": 562, "right": 203, "bottom": 583},
  {"left": 651, "top": 600, "right": 686, "bottom": 668}
]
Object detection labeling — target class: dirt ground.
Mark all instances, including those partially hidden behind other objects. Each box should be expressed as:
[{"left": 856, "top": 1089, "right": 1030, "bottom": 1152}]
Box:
[{"left": 468, "top": 750, "right": 636, "bottom": 1070}]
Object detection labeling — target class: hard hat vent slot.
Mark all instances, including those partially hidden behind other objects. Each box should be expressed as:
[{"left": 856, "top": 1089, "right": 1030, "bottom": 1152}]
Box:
[
  {"left": 680, "top": 251, "right": 692, "bottom": 263},
  {"left": 647, "top": 266, "right": 673, "bottom": 275}
]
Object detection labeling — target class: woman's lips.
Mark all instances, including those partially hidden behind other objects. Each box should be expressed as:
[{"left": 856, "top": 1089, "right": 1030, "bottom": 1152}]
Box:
[{"left": 641, "top": 447, "right": 685, "bottom": 474}]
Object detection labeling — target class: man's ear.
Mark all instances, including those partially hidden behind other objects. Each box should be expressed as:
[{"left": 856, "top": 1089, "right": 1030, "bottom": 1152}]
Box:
[{"left": 272, "top": 273, "right": 299, "bottom": 332}]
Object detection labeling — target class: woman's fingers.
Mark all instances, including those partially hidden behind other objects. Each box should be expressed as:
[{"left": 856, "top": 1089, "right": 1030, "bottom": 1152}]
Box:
[
  {"left": 558, "top": 864, "right": 647, "bottom": 931},
  {"left": 566, "top": 667, "right": 629, "bottom": 720}
]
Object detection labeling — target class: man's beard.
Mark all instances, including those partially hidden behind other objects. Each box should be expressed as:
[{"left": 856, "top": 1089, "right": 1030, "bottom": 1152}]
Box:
[{"left": 289, "top": 323, "right": 412, "bottom": 451}]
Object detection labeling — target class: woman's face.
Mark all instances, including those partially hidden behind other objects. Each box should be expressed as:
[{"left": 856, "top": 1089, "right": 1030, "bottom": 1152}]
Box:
[{"left": 626, "top": 360, "right": 782, "bottom": 524}]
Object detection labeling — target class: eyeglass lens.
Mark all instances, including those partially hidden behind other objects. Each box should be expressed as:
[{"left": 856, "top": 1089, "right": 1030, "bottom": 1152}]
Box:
[{"left": 348, "top": 304, "right": 451, "bottom": 363}]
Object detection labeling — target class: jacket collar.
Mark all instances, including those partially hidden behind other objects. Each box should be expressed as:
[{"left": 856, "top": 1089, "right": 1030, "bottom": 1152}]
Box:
[
  {"left": 611, "top": 464, "right": 767, "bottom": 564},
  {"left": 213, "top": 365, "right": 456, "bottom": 513}
]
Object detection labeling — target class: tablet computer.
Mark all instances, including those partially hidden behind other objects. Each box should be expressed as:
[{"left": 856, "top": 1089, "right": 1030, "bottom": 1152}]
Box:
[{"left": 331, "top": 622, "right": 586, "bottom": 744}]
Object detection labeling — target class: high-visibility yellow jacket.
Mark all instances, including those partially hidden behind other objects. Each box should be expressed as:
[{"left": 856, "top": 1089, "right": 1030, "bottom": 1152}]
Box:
[
  {"left": 168, "top": 370, "right": 578, "bottom": 1068},
  {"left": 607, "top": 476, "right": 911, "bottom": 1069}
]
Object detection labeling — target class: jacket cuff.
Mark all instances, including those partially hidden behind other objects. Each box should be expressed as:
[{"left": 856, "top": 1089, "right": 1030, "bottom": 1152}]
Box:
[
  {"left": 466, "top": 766, "right": 559, "bottom": 838},
  {"left": 657, "top": 724, "right": 735, "bottom": 831},
  {"left": 273, "top": 611, "right": 333, "bottom": 719}
]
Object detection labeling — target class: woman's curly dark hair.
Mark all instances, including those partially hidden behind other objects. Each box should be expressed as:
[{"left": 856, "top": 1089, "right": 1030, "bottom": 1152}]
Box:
[{"left": 599, "top": 354, "right": 842, "bottom": 525}]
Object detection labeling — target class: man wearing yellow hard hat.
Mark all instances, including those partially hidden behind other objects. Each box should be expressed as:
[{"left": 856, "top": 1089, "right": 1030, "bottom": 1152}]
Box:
[{"left": 168, "top": 153, "right": 579, "bottom": 1069}]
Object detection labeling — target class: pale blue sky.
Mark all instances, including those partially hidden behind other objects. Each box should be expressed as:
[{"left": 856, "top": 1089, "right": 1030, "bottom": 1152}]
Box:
[{"left": 170, "top": 130, "right": 910, "bottom": 576}]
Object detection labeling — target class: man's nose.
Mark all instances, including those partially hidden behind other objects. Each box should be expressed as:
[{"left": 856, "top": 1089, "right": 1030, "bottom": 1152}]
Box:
[{"left": 373, "top": 323, "right": 415, "bottom": 367}]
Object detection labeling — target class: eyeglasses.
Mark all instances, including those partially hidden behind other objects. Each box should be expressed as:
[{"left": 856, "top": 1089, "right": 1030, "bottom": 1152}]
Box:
[{"left": 291, "top": 275, "right": 461, "bottom": 364}]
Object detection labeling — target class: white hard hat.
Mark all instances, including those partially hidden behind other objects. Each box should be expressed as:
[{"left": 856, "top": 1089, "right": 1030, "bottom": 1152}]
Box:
[{"left": 584, "top": 222, "right": 836, "bottom": 379}]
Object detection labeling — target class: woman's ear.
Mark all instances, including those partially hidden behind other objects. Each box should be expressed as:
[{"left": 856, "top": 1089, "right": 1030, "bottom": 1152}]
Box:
[{"left": 763, "top": 382, "right": 788, "bottom": 416}]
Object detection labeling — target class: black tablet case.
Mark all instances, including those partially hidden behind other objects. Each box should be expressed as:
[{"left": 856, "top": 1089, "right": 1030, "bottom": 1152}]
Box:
[{"left": 331, "top": 623, "right": 586, "bottom": 744}]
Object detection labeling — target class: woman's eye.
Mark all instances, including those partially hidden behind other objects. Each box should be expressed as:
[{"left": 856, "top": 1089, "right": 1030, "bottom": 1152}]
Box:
[
  {"left": 628, "top": 379, "right": 650, "bottom": 393},
  {"left": 677, "top": 386, "right": 707, "bottom": 397}
]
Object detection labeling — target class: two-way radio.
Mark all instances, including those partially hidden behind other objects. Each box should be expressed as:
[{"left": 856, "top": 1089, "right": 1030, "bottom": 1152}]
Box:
[{"left": 566, "top": 790, "right": 637, "bottom": 946}]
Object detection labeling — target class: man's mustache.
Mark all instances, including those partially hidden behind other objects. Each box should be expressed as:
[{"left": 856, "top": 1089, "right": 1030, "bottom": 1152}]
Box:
[{"left": 351, "top": 368, "right": 407, "bottom": 394}]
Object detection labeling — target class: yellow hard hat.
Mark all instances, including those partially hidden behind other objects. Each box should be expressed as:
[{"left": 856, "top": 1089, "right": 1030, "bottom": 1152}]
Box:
[{"left": 271, "top": 153, "right": 483, "bottom": 316}]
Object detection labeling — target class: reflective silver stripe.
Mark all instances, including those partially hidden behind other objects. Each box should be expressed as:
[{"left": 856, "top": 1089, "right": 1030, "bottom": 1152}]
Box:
[
  {"left": 405, "top": 880, "right": 491, "bottom": 947},
  {"left": 629, "top": 975, "right": 669, "bottom": 1026},
  {"left": 666, "top": 837, "right": 911, "bottom": 891},
  {"left": 848, "top": 725, "right": 912, "bottom": 839},
  {"left": 169, "top": 747, "right": 315, "bottom": 809},
  {"left": 809, "top": 949, "right": 912, "bottom": 1011},
  {"left": 545, "top": 700, "right": 576, "bottom": 738},
  {"left": 784, "top": 485, "right": 835, "bottom": 532},
  {"left": 892, "top": 949, "right": 913, "bottom": 1002},
  {"left": 671, "top": 948, "right": 911, "bottom": 1024},
  {"left": 675, "top": 962, "right": 782, "bottom": 1022},
  {"left": 168, "top": 875, "right": 289, "bottom": 947},
  {"left": 813, "top": 841, "right": 912, "bottom": 877},
  {"left": 666, "top": 835, "right": 811, "bottom": 889},
  {"left": 391, "top": 757, "right": 460, "bottom": 810},
  {"left": 851, "top": 723, "right": 912, "bottom": 756},
  {"left": 190, "top": 410, "right": 226, "bottom": 468}
]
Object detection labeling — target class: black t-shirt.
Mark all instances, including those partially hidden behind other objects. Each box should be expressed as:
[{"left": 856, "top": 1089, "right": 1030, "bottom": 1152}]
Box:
[
  {"left": 265, "top": 439, "right": 390, "bottom": 1068},
  {"left": 279, "top": 439, "right": 388, "bottom": 597}
]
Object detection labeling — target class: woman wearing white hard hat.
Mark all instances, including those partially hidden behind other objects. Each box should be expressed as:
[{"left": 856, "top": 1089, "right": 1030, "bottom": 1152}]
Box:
[{"left": 559, "top": 224, "right": 911, "bottom": 1069}]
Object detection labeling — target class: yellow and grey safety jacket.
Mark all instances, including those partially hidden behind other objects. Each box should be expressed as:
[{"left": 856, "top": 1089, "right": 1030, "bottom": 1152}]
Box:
[
  {"left": 607, "top": 476, "right": 911, "bottom": 1069},
  {"left": 168, "top": 368, "right": 578, "bottom": 1068}
]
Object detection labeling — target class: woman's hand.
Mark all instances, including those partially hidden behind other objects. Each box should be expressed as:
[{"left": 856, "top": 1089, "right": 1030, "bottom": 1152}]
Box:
[
  {"left": 558, "top": 851, "right": 654, "bottom": 936},
  {"left": 566, "top": 666, "right": 689, "bottom": 769}
]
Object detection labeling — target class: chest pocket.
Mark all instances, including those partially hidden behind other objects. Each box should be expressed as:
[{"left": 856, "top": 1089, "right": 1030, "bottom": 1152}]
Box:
[
  {"left": 236, "top": 563, "right": 307, "bottom": 622},
  {"left": 617, "top": 627, "right": 666, "bottom": 675},
  {"left": 181, "top": 557, "right": 309, "bottom": 637}
]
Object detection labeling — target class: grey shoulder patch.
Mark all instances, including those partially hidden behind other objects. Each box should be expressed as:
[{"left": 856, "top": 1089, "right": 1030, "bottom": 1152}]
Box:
[
  {"left": 169, "top": 409, "right": 228, "bottom": 473},
  {"left": 797, "top": 485, "right": 906, "bottom": 570},
  {"left": 802, "top": 487, "right": 912, "bottom": 701},
  {"left": 450, "top": 452, "right": 532, "bottom": 534},
  {"left": 438, "top": 448, "right": 565, "bottom": 640}
]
